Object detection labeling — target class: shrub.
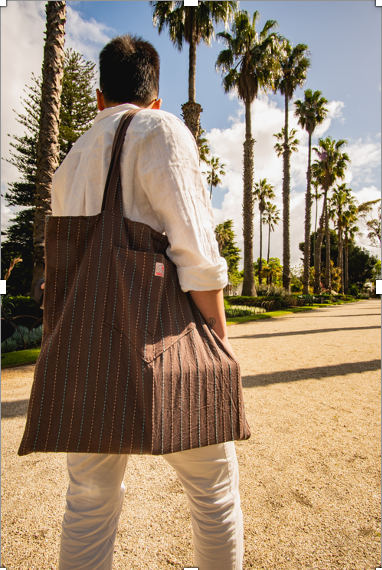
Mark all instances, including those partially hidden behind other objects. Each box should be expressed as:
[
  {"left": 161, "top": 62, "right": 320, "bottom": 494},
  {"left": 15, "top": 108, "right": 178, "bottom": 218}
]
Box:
[{"left": 1, "top": 325, "right": 43, "bottom": 353}]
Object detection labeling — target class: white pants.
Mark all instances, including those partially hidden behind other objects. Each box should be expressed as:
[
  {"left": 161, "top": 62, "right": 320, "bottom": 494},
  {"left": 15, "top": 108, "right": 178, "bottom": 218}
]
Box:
[{"left": 59, "top": 442, "right": 243, "bottom": 570}]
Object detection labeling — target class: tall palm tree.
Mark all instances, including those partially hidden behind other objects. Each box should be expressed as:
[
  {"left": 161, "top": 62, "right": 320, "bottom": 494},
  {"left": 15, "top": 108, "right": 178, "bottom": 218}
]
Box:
[
  {"left": 273, "top": 40, "right": 310, "bottom": 292},
  {"left": 203, "top": 156, "right": 226, "bottom": 199},
  {"left": 328, "top": 184, "right": 355, "bottom": 294},
  {"left": 294, "top": 89, "right": 328, "bottom": 294},
  {"left": 311, "top": 177, "right": 323, "bottom": 267},
  {"left": 263, "top": 201, "right": 280, "bottom": 284},
  {"left": 253, "top": 179, "right": 275, "bottom": 283},
  {"left": 216, "top": 10, "right": 281, "bottom": 296},
  {"left": 32, "top": 1, "right": 66, "bottom": 294},
  {"left": 342, "top": 204, "right": 359, "bottom": 294},
  {"left": 273, "top": 127, "right": 299, "bottom": 157},
  {"left": 311, "top": 137, "right": 350, "bottom": 293},
  {"left": 151, "top": 1, "right": 237, "bottom": 145}
]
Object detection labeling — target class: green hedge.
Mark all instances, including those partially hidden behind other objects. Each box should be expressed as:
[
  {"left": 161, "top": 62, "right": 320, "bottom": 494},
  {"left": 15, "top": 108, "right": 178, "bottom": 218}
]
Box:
[{"left": 226, "top": 295, "right": 305, "bottom": 312}]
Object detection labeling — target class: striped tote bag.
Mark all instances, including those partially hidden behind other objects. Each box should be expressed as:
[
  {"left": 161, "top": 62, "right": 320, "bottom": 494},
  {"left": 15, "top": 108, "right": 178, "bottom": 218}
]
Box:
[{"left": 18, "top": 110, "right": 251, "bottom": 456}]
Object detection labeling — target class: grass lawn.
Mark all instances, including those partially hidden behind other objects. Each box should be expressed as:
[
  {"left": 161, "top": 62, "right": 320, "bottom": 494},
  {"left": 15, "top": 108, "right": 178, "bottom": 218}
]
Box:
[
  {"left": 226, "top": 306, "right": 316, "bottom": 325},
  {"left": 1, "top": 348, "right": 41, "bottom": 369}
]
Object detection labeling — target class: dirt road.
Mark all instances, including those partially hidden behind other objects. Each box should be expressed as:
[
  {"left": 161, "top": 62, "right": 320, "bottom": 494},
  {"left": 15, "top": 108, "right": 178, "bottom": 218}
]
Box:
[{"left": 1, "top": 299, "right": 381, "bottom": 569}]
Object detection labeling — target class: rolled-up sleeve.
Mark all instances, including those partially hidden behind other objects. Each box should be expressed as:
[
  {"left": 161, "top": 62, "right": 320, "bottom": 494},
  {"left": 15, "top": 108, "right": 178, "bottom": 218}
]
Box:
[{"left": 136, "top": 114, "right": 228, "bottom": 292}]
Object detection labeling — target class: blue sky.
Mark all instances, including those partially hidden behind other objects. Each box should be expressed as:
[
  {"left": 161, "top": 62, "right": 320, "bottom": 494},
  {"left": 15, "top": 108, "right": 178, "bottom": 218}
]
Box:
[{"left": 1, "top": 1, "right": 381, "bottom": 266}]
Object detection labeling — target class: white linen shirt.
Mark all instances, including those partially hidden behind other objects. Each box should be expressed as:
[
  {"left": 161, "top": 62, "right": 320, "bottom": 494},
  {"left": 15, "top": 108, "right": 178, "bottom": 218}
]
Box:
[{"left": 51, "top": 103, "right": 228, "bottom": 292}]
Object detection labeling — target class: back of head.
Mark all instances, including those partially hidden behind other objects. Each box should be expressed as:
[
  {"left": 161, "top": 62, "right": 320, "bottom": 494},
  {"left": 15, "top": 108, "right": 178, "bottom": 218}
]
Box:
[{"left": 99, "top": 35, "right": 160, "bottom": 107}]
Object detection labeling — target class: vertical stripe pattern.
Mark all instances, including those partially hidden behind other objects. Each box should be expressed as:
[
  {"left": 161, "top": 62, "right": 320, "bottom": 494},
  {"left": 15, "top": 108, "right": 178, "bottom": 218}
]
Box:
[{"left": 18, "top": 110, "right": 250, "bottom": 457}]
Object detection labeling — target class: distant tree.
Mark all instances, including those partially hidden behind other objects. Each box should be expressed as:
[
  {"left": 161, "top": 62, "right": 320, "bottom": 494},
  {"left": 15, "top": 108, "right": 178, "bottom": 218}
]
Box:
[
  {"left": 311, "top": 137, "right": 350, "bottom": 293},
  {"left": 262, "top": 201, "right": 280, "bottom": 264},
  {"left": 214, "top": 220, "right": 241, "bottom": 289},
  {"left": 273, "top": 127, "right": 299, "bottom": 157},
  {"left": 199, "top": 127, "right": 210, "bottom": 164},
  {"left": 151, "top": 1, "right": 237, "bottom": 146},
  {"left": 2, "top": 49, "right": 98, "bottom": 295},
  {"left": 273, "top": 39, "right": 310, "bottom": 292},
  {"left": 264, "top": 257, "right": 282, "bottom": 286},
  {"left": 328, "top": 183, "right": 355, "bottom": 293},
  {"left": 294, "top": 88, "right": 328, "bottom": 294},
  {"left": 253, "top": 179, "right": 275, "bottom": 283},
  {"left": 216, "top": 9, "right": 281, "bottom": 296},
  {"left": 203, "top": 156, "right": 226, "bottom": 199}
]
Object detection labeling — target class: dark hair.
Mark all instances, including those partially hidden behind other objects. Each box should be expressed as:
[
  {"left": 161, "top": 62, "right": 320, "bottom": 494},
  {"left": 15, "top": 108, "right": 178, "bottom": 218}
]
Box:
[{"left": 99, "top": 35, "right": 160, "bottom": 107}]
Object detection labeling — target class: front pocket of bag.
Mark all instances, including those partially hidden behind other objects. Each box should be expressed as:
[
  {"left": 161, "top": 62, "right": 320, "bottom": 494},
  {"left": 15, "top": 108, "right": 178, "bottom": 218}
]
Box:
[{"left": 104, "top": 247, "right": 166, "bottom": 359}]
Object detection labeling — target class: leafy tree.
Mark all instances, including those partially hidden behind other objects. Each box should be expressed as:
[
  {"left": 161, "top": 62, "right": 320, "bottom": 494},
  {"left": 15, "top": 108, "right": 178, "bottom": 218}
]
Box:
[
  {"left": 203, "top": 156, "right": 226, "bottom": 199},
  {"left": 264, "top": 257, "right": 282, "bottom": 286},
  {"left": 151, "top": 1, "right": 237, "bottom": 145},
  {"left": 58, "top": 48, "right": 98, "bottom": 160},
  {"left": 199, "top": 127, "right": 211, "bottom": 164},
  {"left": 253, "top": 179, "right": 275, "bottom": 283},
  {"left": 299, "top": 228, "right": 378, "bottom": 292},
  {"left": 2, "top": 49, "right": 98, "bottom": 295},
  {"left": 32, "top": 0, "right": 66, "bottom": 294},
  {"left": 262, "top": 200, "right": 280, "bottom": 264},
  {"left": 216, "top": 9, "right": 281, "bottom": 296},
  {"left": 214, "top": 219, "right": 241, "bottom": 286},
  {"left": 294, "top": 89, "right": 328, "bottom": 294},
  {"left": 311, "top": 137, "right": 350, "bottom": 293},
  {"left": 273, "top": 40, "right": 310, "bottom": 292}
]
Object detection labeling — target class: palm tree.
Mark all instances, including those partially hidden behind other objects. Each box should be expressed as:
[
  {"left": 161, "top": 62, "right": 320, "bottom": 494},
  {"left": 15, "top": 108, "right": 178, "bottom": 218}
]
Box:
[
  {"left": 273, "top": 40, "right": 310, "bottom": 292},
  {"left": 151, "top": 1, "right": 237, "bottom": 145},
  {"left": 263, "top": 201, "right": 281, "bottom": 264},
  {"left": 311, "top": 137, "right": 350, "bottom": 293},
  {"left": 328, "top": 184, "right": 355, "bottom": 294},
  {"left": 311, "top": 178, "right": 323, "bottom": 267},
  {"left": 273, "top": 127, "right": 299, "bottom": 157},
  {"left": 253, "top": 179, "right": 275, "bottom": 283},
  {"left": 294, "top": 89, "right": 328, "bottom": 294},
  {"left": 342, "top": 204, "right": 359, "bottom": 294},
  {"left": 216, "top": 10, "right": 281, "bottom": 296},
  {"left": 32, "top": 1, "right": 66, "bottom": 294},
  {"left": 203, "top": 156, "right": 226, "bottom": 199}
]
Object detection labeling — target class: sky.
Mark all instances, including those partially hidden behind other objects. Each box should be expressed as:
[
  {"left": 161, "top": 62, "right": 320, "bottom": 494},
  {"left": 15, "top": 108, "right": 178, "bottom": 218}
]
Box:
[{"left": 1, "top": 0, "right": 381, "bottom": 269}]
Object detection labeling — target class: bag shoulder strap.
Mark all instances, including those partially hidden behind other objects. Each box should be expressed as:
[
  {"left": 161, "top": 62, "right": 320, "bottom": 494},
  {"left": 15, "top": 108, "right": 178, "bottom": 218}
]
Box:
[{"left": 102, "top": 109, "right": 140, "bottom": 214}]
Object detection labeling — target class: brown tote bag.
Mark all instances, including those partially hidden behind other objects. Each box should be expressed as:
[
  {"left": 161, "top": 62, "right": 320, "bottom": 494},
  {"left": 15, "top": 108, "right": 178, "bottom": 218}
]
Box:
[{"left": 18, "top": 110, "right": 251, "bottom": 456}]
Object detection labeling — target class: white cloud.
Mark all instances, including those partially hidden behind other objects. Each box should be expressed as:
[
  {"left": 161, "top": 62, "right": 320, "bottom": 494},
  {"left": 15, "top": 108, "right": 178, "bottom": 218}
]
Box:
[{"left": 65, "top": 4, "right": 114, "bottom": 68}]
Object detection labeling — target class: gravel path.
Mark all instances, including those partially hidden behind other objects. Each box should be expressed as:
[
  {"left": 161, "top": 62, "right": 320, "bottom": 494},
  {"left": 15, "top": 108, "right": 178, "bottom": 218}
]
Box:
[{"left": 1, "top": 299, "right": 381, "bottom": 570}]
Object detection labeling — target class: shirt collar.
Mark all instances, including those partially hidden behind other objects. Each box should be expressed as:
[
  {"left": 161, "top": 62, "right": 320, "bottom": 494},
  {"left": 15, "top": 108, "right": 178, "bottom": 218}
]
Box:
[{"left": 93, "top": 103, "right": 141, "bottom": 125}]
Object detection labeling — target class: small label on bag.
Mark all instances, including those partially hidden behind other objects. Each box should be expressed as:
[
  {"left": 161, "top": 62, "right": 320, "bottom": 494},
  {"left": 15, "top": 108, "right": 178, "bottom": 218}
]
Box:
[{"left": 155, "top": 262, "right": 164, "bottom": 277}]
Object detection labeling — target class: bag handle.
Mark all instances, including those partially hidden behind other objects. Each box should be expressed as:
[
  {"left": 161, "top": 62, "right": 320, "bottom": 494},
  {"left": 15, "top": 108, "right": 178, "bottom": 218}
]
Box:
[{"left": 101, "top": 109, "right": 140, "bottom": 213}]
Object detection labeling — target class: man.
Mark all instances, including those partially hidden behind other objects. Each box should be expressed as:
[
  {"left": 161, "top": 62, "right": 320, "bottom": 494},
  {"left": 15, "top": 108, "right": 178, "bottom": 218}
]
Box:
[{"left": 53, "top": 34, "right": 244, "bottom": 570}]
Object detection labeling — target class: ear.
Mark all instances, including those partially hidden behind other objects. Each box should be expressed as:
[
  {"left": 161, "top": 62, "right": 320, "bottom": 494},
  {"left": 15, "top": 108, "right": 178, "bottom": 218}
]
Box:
[
  {"left": 150, "top": 98, "right": 162, "bottom": 110},
  {"left": 96, "top": 89, "right": 106, "bottom": 112}
]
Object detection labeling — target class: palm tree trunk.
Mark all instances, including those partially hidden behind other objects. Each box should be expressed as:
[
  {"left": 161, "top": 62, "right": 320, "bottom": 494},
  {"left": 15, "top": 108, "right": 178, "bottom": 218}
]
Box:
[
  {"left": 242, "top": 98, "right": 256, "bottom": 297},
  {"left": 314, "top": 190, "right": 327, "bottom": 294},
  {"left": 282, "top": 92, "right": 291, "bottom": 293},
  {"left": 267, "top": 224, "right": 271, "bottom": 263},
  {"left": 303, "top": 133, "right": 312, "bottom": 294},
  {"left": 344, "top": 235, "right": 349, "bottom": 294},
  {"left": 31, "top": 1, "right": 66, "bottom": 295},
  {"left": 180, "top": 11, "right": 203, "bottom": 148},
  {"left": 259, "top": 210, "right": 263, "bottom": 284},
  {"left": 313, "top": 191, "right": 318, "bottom": 268},
  {"left": 325, "top": 198, "right": 331, "bottom": 290},
  {"left": 338, "top": 223, "right": 344, "bottom": 294},
  {"left": 188, "top": 22, "right": 196, "bottom": 103}
]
